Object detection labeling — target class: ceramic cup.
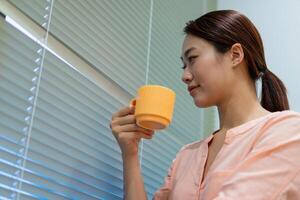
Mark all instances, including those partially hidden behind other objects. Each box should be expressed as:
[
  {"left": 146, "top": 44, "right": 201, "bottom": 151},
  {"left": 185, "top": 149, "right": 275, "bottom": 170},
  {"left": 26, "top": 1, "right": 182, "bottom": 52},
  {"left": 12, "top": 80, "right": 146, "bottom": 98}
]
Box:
[{"left": 130, "top": 85, "right": 176, "bottom": 130}]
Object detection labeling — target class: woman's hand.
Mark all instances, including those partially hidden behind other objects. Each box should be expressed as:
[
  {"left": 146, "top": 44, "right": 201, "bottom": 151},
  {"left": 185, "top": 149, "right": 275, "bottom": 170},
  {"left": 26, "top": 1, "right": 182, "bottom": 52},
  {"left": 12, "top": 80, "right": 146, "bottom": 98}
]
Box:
[{"left": 110, "top": 106, "right": 155, "bottom": 157}]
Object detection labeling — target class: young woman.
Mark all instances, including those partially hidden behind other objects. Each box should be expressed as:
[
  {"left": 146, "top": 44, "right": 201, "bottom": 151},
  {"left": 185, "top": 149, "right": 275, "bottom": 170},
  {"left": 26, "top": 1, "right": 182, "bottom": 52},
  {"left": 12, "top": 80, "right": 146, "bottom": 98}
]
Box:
[{"left": 110, "top": 10, "right": 300, "bottom": 200}]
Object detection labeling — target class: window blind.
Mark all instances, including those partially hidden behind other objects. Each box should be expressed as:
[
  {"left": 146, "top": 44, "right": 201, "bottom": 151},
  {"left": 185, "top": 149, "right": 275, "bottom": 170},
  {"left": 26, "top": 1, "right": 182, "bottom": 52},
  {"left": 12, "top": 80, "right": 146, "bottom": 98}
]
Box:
[
  {"left": 1, "top": 0, "right": 217, "bottom": 199},
  {"left": 9, "top": 0, "right": 151, "bottom": 95},
  {"left": 8, "top": 0, "right": 49, "bottom": 28},
  {"left": 24, "top": 51, "right": 124, "bottom": 199},
  {"left": 0, "top": 16, "right": 50, "bottom": 199},
  {"left": 0, "top": 17, "right": 126, "bottom": 199}
]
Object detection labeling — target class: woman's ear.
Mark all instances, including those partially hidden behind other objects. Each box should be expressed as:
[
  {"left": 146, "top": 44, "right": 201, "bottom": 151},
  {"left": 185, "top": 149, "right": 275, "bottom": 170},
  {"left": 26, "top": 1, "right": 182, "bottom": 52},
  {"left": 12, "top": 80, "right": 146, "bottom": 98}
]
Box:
[{"left": 230, "top": 43, "right": 244, "bottom": 68}]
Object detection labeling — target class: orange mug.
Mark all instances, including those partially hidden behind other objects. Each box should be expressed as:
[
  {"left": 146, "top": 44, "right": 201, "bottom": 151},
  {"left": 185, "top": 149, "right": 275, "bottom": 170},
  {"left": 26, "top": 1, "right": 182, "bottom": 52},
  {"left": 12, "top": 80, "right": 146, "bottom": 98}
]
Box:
[{"left": 131, "top": 85, "right": 176, "bottom": 130}]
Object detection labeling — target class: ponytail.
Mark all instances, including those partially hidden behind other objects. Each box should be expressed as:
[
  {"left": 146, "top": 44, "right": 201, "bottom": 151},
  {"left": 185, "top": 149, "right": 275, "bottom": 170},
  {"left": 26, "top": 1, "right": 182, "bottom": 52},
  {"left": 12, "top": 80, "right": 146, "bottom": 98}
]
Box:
[{"left": 260, "top": 69, "right": 289, "bottom": 112}]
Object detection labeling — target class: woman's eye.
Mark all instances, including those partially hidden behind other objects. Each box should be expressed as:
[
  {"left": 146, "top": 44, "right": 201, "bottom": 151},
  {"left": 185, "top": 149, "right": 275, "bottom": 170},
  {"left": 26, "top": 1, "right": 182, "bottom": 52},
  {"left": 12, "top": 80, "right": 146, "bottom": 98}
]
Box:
[
  {"left": 181, "top": 56, "right": 197, "bottom": 70},
  {"left": 188, "top": 56, "right": 197, "bottom": 63}
]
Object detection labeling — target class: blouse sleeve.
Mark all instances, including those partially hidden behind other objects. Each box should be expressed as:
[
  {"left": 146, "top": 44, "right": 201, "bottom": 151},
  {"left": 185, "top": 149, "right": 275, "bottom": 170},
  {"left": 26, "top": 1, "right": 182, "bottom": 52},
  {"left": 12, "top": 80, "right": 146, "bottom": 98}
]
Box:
[{"left": 214, "top": 115, "right": 300, "bottom": 200}]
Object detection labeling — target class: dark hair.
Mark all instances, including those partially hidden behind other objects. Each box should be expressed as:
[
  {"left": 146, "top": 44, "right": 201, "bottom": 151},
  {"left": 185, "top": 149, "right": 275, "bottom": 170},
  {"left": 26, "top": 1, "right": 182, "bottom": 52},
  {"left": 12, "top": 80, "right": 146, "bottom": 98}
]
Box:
[{"left": 184, "top": 10, "right": 289, "bottom": 112}]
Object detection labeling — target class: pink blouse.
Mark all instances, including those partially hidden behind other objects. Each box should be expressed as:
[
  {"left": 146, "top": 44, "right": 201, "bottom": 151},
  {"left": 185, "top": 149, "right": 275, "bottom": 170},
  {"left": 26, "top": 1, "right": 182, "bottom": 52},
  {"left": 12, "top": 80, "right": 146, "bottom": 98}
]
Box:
[{"left": 153, "top": 110, "right": 300, "bottom": 200}]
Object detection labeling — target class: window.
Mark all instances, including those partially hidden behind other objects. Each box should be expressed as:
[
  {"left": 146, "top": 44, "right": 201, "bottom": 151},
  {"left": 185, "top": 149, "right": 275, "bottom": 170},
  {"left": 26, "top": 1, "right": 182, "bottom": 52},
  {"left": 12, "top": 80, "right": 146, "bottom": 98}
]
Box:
[{"left": 0, "top": 0, "right": 216, "bottom": 199}]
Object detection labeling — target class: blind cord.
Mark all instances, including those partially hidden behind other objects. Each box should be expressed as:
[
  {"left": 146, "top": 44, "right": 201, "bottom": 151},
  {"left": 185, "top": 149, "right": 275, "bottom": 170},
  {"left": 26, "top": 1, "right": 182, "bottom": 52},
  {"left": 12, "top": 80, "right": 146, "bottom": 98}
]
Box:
[
  {"left": 139, "top": 0, "right": 154, "bottom": 168},
  {"left": 16, "top": 0, "right": 55, "bottom": 199}
]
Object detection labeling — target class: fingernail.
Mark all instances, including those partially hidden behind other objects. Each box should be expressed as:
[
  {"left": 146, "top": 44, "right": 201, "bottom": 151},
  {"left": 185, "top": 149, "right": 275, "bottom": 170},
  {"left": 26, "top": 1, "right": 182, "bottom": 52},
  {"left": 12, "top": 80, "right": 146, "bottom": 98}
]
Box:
[{"left": 144, "top": 132, "right": 151, "bottom": 136}]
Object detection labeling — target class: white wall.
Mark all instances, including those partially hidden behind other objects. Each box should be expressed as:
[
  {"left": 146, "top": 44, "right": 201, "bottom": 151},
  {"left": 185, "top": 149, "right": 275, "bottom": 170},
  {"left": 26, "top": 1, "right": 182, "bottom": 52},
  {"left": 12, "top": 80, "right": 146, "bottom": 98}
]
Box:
[{"left": 218, "top": 0, "right": 300, "bottom": 112}]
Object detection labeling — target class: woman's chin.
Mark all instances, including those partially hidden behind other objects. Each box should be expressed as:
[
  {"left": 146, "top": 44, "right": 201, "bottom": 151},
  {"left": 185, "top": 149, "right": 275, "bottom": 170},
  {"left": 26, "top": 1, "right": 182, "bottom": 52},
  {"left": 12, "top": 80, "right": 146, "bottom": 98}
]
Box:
[{"left": 193, "top": 97, "right": 212, "bottom": 108}]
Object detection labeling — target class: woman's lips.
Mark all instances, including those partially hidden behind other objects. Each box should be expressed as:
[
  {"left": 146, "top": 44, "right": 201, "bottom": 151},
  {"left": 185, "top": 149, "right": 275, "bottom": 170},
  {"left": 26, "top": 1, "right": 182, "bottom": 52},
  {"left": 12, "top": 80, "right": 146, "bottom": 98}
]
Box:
[{"left": 188, "top": 86, "right": 200, "bottom": 96}]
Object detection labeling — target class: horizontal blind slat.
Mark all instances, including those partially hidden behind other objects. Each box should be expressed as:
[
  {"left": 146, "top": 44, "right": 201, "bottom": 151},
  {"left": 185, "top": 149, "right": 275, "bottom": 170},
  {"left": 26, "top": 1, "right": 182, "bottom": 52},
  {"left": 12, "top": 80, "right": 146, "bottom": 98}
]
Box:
[
  {"left": 49, "top": 0, "right": 150, "bottom": 94},
  {"left": 0, "top": 144, "right": 123, "bottom": 197}
]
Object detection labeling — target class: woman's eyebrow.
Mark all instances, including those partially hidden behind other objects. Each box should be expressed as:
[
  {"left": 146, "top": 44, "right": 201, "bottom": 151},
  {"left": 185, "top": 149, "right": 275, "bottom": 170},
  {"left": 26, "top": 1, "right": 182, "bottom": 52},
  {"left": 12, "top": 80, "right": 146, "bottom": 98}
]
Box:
[{"left": 180, "top": 47, "right": 196, "bottom": 60}]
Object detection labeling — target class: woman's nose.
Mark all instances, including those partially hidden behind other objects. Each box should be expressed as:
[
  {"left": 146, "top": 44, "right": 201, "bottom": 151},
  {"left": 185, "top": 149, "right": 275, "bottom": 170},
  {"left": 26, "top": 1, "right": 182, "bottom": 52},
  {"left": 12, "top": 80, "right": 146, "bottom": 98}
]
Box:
[{"left": 181, "top": 69, "right": 192, "bottom": 84}]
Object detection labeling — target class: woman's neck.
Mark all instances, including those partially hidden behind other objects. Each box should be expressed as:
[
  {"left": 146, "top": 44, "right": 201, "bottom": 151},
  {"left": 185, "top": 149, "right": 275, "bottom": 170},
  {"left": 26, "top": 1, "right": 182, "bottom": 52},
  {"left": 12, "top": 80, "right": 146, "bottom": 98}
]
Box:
[{"left": 217, "top": 85, "right": 270, "bottom": 131}]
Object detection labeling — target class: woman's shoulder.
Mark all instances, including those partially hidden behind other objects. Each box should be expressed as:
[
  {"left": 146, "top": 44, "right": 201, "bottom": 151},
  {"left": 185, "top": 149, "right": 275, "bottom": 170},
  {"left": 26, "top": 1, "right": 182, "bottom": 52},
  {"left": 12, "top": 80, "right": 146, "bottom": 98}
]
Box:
[
  {"left": 253, "top": 110, "right": 300, "bottom": 149},
  {"left": 263, "top": 110, "right": 300, "bottom": 127},
  {"left": 270, "top": 110, "right": 300, "bottom": 118},
  {"left": 175, "top": 110, "right": 300, "bottom": 158}
]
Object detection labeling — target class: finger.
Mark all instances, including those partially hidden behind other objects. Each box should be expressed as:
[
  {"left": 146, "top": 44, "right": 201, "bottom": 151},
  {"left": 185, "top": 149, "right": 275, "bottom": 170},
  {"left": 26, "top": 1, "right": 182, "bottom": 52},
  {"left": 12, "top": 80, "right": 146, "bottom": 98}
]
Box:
[
  {"left": 113, "top": 114, "right": 136, "bottom": 126},
  {"left": 137, "top": 127, "right": 154, "bottom": 135},
  {"left": 112, "top": 106, "right": 135, "bottom": 119},
  {"left": 143, "top": 130, "right": 155, "bottom": 136},
  {"left": 113, "top": 124, "right": 137, "bottom": 134},
  {"left": 115, "top": 124, "right": 153, "bottom": 134},
  {"left": 136, "top": 132, "right": 154, "bottom": 140},
  {"left": 116, "top": 131, "right": 153, "bottom": 142}
]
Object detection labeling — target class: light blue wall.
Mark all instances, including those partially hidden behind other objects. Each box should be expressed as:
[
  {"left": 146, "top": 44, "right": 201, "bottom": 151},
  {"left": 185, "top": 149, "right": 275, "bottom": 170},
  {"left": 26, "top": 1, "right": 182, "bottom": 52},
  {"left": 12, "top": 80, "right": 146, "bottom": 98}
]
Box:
[{"left": 218, "top": 0, "right": 300, "bottom": 112}]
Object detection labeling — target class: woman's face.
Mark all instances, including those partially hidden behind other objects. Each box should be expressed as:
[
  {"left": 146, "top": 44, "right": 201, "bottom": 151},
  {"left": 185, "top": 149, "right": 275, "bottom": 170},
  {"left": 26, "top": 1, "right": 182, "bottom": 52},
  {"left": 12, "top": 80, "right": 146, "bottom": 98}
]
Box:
[{"left": 181, "top": 34, "right": 234, "bottom": 108}]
